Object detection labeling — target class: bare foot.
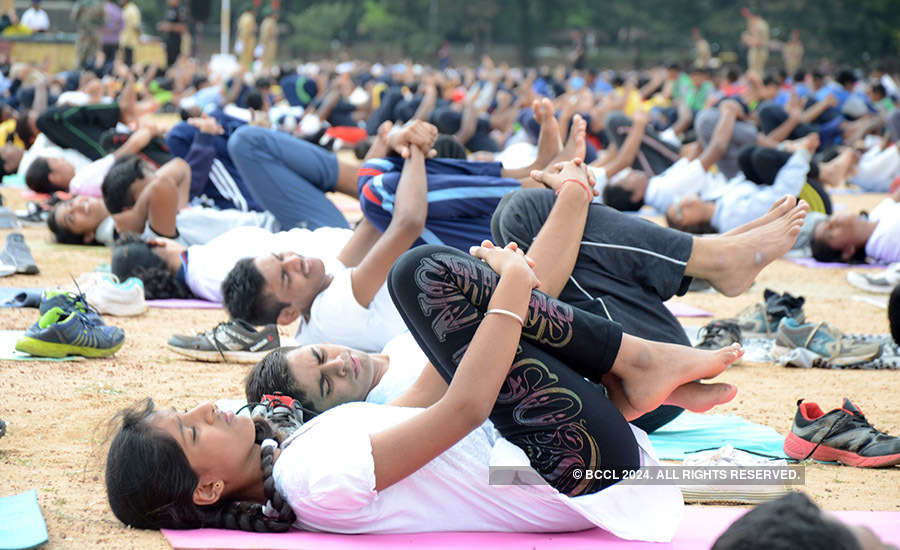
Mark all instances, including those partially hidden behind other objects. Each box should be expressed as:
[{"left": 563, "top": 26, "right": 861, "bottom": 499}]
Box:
[
  {"left": 546, "top": 114, "right": 586, "bottom": 167},
  {"left": 663, "top": 381, "right": 738, "bottom": 413},
  {"left": 720, "top": 195, "right": 793, "bottom": 237},
  {"left": 532, "top": 98, "right": 562, "bottom": 170},
  {"left": 819, "top": 148, "right": 856, "bottom": 187},
  {"left": 690, "top": 198, "right": 809, "bottom": 296},
  {"left": 605, "top": 339, "right": 742, "bottom": 420}
]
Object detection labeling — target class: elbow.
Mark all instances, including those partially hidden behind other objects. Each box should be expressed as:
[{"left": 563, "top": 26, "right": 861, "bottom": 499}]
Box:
[
  {"left": 393, "top": 211, "right": 427, "bottom": 236},
  {"left": 449, "top": 398, "right": 492, "bottom": 432}
]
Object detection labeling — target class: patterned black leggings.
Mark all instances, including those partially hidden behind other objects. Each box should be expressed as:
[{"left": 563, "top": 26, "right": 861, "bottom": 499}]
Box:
[{"left": 388, "top": 245, "right": 641, "bottom": 496}]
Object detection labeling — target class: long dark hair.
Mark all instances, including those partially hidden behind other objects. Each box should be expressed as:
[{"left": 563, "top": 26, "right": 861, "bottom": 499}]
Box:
[
  {"left": 105, "top": 398, "right": 294, "bottom": 532},
  {"left": 111, "top": 235, "right": 193, "bottom": 299}
]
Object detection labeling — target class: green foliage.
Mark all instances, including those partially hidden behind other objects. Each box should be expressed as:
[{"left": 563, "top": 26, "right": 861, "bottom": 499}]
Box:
[{"left": 285, "top": 2, "right": 357, "bottom": 56}]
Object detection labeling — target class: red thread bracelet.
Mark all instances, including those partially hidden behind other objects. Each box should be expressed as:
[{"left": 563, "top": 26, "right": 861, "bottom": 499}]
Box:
[{"left": 555, "top": 178, "right": 593, "bottom": 200}]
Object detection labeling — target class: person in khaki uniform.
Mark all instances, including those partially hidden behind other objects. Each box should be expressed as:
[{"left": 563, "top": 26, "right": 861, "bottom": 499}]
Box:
[
  {"left": 258, "top": 5, "right": 278, "bottom": 72},
  {"left": 691, "top": 27, "right": 711, "bottom": 69},
  {"left": 783, "top": 29, "right": 804, "bottom": 76},
  {"left": 72, "top": 0, "right": 105, "bottom": 69},
  {"left": 120, "top": 0, "right": 141, "bottom": 67},
  {"left": 741, "top": 7, "right": 769, "bottom": 74},
  {"left": 236, "top": 0, "right": 259, "bottom": 69}
]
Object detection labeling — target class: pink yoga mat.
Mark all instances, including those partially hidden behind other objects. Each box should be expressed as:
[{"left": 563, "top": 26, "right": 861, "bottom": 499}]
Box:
[
  {"left": 147, "top": 299, "right": 221, "bottom": 309},
  {"left": 664, "top": 301, "right": 712, "bottom": 318},
  {"left": 789, "top": 257, "right": 888, "bottom": 269},
  {"left": 162, "top": 507, "right": 900, "bottom": 549}
]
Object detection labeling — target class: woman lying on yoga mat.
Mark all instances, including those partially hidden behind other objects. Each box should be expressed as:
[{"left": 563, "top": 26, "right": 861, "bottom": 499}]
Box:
[{"left": 105, "top": 242, "right": 742, "bottom": 542}]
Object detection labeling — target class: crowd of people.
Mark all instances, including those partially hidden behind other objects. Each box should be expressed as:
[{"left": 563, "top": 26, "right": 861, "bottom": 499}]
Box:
[{"left": 1, "top": 6, "right": 899, "bottom": 549}]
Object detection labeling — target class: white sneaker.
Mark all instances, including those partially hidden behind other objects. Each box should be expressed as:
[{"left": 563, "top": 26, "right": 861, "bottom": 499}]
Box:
[
  {"left": 68, "top": 273, "right": 147, "bottom": 316},
  {"left": 678, "top": 445, "right": 791, "bottom": 504},
  {"left": 846, "top": 263, "right": 900, "bottom": 294}
]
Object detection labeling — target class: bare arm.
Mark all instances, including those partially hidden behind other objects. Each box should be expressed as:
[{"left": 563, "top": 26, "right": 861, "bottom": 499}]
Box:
[
  {"left": 521, "top": 160, "right": 594, "bottom": 298},
  {"left": 337, "top": 218, "right": 381, "bottom": 268},
  {"left": 349, "top": 145, "right": 428, "bottom": 308},
  {"left": 371, "top": 246, "right": 535, "bottom": 491},
  {"left": 698, "top": 101, "right": 739, "bottom": 170},
  {"left": 154, "top": 158, "right": 191, "bottom": 210},
  {"left": 604, "top": 111, "right": 650, "bottom": 177},
  {"left": 388, "top": 363, "right": 448, "bottom": 408}
]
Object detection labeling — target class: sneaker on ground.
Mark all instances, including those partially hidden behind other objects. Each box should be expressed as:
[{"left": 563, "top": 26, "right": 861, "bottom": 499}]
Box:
[
  {"left": 771, "top": 318, "right": 882, "bottom": 366},
  {"left": 68, "top": 273, "right": 147, "bottom": 316},
  {"left": 0, "top": 232, "right": 38, "bottom": 274},
  {"left": 734, "top": 289, "right": 805, "bottom": 338},
  {"left": 168, "top": 320, "right": 280, "bottom": 363},
  {"left": 0, "top": 417, "right": 5, "bottom": 439},
  {"left": 695, "top": 320, "right": 742, "bottom": 350},
  {"left": 679, "top": 445, "right": 790, "bottom": 504},
  {"left": 784, "top": 398, "right": 900, "bottom": 467},
  {"left": 846, "top": 263, "right": 900, "bottom": 294},
  {"left": 40, "top": 289, "right": 105, "bottom": 326},
  {"left": 15, "top": 307, "right": 125, "bottom": 358}
]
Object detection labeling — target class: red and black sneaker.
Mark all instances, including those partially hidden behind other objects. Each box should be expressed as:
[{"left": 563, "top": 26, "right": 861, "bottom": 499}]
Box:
[{"left": 784, "top": 398, "right": 900, "bottom": 467}]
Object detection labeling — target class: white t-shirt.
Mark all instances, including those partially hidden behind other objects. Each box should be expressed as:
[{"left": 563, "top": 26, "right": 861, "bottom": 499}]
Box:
[
  {"left": 365, "top": 332, "right": 428, "bottom": 405},
  {"left": 296, "top": 266, "right": 409, "bottom": 353},
  {"left": 865, "top": 199, "right": 900, "bottom": 263},
  {"left": 644, "top": 157, "right": 709, "bottom": 212},
  {"left": 142, "top": 206, "right": 280, "bottom": 247},
  {"left": 273, "top": 402, "right": 682, "bottom": 541},
  {"left": 18, "top": 134, "right": 91, "bottom": 179},
  {"left": 69, "top": 154, "right": 115, "bottom": 197},
  {"left": 21, "top": 7, "right": 50, "bottom": 31},
  {"left": 586, "top": 165, "right": 608, "bottom": 204},
  {"left": 185, "top": 226, "right": 353, "bottom": 303}
]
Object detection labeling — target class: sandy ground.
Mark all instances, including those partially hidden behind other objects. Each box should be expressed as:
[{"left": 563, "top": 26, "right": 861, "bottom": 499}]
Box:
[{"left": 0, "top": 187, "right": 898, "bottom": 549}]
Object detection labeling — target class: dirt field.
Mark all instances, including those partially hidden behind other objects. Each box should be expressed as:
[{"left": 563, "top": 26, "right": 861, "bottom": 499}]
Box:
[{"left": 0, "top": 186, "right": 897, "bottom": 549}]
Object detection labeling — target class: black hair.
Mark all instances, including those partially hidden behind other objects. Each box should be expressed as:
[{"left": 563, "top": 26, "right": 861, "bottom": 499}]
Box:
[
  {"left": 836, "top": 68, "right": 857, "bottom": 87},
  {"left": 812, "top": 71, "right": 824, "bottom": 81},
  {"left": 222, "top": 258, "right": 288, "bottom": 326},
  {"left": 14, "top": 111, "right": 36, "bottom": 146},
  {"left": 665, "top": 210, "right": 717, "bottom": 234},
  {"left": 111, "top": 235, "right": 193, "bottom": 299},
  {"left": 870, "top": 83, "right": 886, "bottom": 98},
  {"left": 433, "top": 134, "right": 467, "bottom": 159},
  {"left": 712, "top": 492, "right": 861, "bottom": 550},
  {"left": 102, "top": 154, "right": 145, "bottom": 214},
  {"left": 353, "top": 137, "right": 374, "bottom": 160},
  {"left": 24, "top": 157, "right": 54, "bottom": 194},
  {"left": 46, "top": 201, "right": 100, "bottom": 245},
  {"left": 889, "top": 284, "right": 900, "bottom": 346},
  {"left": 602, "top": 184, "right": 643, "bottom": 212},
  {"left": 245, "top": 88, "right": 264, "bottom": 111},
  {"left": 105, "top": 398, "right": 295, "bottom": 532},
  {"left": 245, "top": 347, "right": 317, "bottom": 413},
  {"left": 726, "top": 67, "right": 740, "bottom": 83},
  {"left": 762, "top": 74, "right": 778, "bottom": 88},
  {"left": 793, "top": 69, "right": 807, "bottom": 82},
  {"left": 809, "top": 221, "right": 867, "bottom": 264}
]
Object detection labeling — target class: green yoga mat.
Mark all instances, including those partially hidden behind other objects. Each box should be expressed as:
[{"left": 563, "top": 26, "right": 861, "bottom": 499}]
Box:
[
  {"left": 0, "top": 330, "right": 84, "bottom": 361},
  {"left": 648, "top": 411, "right": 788, "bottom": 460}
]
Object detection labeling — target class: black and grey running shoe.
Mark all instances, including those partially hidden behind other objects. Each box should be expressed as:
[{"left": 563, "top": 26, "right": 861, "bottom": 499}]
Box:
[
  {"left": 0, "top": 232, "right": 38, "bottom": 274},
  {"left": 168, "top": 319, "right": 280, "bottom": 363},
  {"left": 784, "top": 398, "right": 900, "bottom": 467},
  {"left": 696, "top": 319, "right": 743, "bottom": 350}
]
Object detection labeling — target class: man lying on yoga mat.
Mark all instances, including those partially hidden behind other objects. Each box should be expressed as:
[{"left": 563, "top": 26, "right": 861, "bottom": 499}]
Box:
[
  {"left": 244, "top": 154, "right": 809, "bottom": 434},
  {"left": 106, "top": 238, "right": 744, "bottom": 541}
]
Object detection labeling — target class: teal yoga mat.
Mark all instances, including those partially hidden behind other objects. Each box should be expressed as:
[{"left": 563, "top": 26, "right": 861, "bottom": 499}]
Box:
[
  {"left": 0, "top": 490, "right": 48, "bottom": 549},
  {"left": 648, "top": 412, "right": 788, "bottom": 460}
]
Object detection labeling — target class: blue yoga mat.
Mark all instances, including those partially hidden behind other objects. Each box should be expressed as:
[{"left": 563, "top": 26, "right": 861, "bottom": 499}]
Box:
[
  {"left": 0, "top": 490, "right": 48, "bottom": 549},
  {"left": 0, "top": 288, "right": 43, "bottom": 308},
  {"left": 648, "top": 411, "right": 788, "bottom": 460}
]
